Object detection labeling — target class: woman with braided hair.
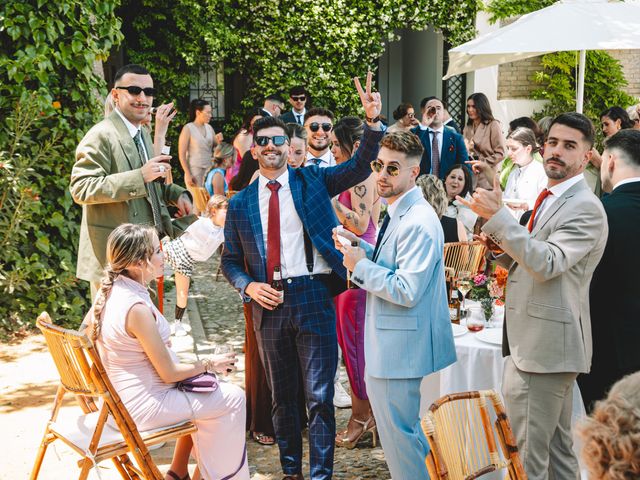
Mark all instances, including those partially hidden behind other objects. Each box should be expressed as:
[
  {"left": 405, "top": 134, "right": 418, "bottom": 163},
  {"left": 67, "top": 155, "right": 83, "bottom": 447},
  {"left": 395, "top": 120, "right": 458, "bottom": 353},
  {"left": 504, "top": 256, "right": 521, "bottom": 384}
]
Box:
[{"left": 88, "top": 224, "right": 249, "bottom": 480}]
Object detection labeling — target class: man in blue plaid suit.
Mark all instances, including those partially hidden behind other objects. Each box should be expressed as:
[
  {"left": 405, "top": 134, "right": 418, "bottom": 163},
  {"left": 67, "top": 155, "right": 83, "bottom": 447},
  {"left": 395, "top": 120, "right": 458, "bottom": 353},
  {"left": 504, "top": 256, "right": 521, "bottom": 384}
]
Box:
[{"left": 222, "top": 73, "right": 383, "bottom": 480}]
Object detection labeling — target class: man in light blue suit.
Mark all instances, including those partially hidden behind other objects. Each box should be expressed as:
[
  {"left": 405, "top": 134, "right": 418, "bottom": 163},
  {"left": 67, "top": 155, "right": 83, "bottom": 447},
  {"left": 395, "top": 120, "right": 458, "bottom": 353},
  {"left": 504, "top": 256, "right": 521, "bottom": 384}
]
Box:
[{"left": 336, "top": 131, "right": 456, "bottom": 479}]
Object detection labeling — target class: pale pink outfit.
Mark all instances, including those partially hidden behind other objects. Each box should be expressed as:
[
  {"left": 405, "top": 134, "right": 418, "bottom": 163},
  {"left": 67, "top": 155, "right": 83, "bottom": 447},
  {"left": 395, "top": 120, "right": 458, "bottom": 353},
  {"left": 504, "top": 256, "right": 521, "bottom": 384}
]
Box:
[{"left": 96, "top": 275, "right": 249, "bottom": 480}]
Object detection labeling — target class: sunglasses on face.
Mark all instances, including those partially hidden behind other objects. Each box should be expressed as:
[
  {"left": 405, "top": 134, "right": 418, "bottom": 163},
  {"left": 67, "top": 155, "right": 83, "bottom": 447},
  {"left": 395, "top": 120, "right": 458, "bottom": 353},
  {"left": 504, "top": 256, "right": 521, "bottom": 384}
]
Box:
[
  {"left": 255, "top": 135, "right": 289, "bottom": 147},
  {"left": 407, "top": 113, "right": 415, "bottom": 118},
  {"left": 291, "top": 95, "right": 306, "bottom": 102},
  {"left": 308, "top": 122, "right": 332, "bottom": 133},
  {"left": 370, "top": 160, "right": 409, "bottom": 177},
  {"left": 115, "top": 86, "right": 157, "bottom": 97}
]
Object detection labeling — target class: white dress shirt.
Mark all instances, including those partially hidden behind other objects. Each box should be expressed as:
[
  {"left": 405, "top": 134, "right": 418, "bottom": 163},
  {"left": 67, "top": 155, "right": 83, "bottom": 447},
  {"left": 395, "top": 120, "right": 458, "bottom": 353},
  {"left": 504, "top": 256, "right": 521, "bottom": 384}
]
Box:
[
  {"left": 503, "top": 160, "right": 548, "bottom": 219},
  {"left": 294, "top": 108, "right": 306, "bottom": 125},
  {"left": 306, "top": 149, "right": 335, "bottom": 168},
  {"left": 258, "top": 170, "right": 331, "bottom": 278},
  {"left": 180, "top": 217, "right": 224, "bottom": 262},
  {"left": 534, "top": 173, "right": 584, "bottom": 223}
]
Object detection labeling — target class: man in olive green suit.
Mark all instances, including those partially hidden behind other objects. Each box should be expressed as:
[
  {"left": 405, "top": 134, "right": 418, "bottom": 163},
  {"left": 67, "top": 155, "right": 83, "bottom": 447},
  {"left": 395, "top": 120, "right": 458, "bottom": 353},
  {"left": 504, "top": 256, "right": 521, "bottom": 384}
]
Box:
[{"left": 70, "top": 64, "right": 193, "bottom": 296}]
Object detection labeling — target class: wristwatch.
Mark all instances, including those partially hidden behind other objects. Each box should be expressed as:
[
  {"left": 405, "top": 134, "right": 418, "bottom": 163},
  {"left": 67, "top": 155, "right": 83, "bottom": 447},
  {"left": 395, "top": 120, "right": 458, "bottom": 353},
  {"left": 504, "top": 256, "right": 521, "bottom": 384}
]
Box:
[{"left": 365, "top": 115, "right": 380, "bottom": 123}]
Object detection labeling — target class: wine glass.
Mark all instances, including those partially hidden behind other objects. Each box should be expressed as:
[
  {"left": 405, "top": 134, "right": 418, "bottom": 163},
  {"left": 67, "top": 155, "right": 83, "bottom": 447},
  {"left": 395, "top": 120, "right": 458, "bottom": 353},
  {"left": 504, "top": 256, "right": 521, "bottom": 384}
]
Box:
[
  {"left": 457, "top": 270, "right": 473, "bottom": 313},
  {"left": 214, "top": 344, "right": 235, "bottom": 374}
]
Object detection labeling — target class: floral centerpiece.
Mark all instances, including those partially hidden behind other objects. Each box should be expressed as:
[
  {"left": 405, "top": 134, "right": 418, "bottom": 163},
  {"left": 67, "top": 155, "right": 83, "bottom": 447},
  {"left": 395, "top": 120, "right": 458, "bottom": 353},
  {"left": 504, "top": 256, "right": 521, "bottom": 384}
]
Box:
[{"left": 467, "top": 266, "right": 508, "bottom": 321}]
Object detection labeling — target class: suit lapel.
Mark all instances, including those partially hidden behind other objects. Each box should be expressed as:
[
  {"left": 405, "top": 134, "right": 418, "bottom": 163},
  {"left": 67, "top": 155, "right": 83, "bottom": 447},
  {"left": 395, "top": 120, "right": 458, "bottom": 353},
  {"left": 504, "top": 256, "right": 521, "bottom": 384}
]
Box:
[
  {"left": 441, "top": 128, "right": 453, "bottom": 167},
  {"left": 289, "top": 167, "right": 306, "bottom": 224},
  {"left": 532, "top": 180, "right": 586, "bottom": 235},
  {"left": 246, "top": 181, "right": 266, "bottom": 260},
  {"left": 109, "top": 112, "right": 140, "bottom": 171},
  {"left": 378, "top": 189, "right": 421, "bottom": 252}
]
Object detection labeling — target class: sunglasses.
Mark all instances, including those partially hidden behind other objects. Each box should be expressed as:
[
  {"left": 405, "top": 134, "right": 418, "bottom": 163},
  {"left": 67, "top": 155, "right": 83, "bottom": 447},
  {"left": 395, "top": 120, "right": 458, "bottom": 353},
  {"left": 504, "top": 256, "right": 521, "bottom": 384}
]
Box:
[
  {"left": 255, "top": 135, "right": 289, "bottom": 147},
  {"left": 291, "top": 95, "right": 306, "bottom": 102},
  {"left": 115, "top": 86, "right": 157, "bottom": 97},
  {"left": 308, "top": 122, "right": 332, "bottom": 133},
  {"left": 370, "top": 160, "right": 411, "bottom": 177}
]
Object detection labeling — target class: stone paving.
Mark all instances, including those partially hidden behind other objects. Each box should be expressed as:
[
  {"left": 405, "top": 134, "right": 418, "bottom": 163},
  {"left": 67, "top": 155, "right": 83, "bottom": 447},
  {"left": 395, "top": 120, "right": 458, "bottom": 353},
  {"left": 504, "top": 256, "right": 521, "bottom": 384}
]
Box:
[{"left": 184, "top": 252, "right": 392, "bottom": 480}]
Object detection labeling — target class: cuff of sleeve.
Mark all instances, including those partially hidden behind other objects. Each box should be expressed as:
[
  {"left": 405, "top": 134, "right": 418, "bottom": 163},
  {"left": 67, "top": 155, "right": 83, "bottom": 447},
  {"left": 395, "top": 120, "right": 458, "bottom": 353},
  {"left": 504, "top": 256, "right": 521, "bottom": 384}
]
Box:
[{"left": 482, "top": 207, "right": 513, "bottom": 245}]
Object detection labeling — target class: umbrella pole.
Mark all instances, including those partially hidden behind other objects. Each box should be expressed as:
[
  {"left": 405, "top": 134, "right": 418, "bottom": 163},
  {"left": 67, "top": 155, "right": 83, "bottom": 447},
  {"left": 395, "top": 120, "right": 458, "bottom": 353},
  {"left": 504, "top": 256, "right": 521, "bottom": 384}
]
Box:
[{"left": 576, "top": 50, "right": 586, "bottom": 114}]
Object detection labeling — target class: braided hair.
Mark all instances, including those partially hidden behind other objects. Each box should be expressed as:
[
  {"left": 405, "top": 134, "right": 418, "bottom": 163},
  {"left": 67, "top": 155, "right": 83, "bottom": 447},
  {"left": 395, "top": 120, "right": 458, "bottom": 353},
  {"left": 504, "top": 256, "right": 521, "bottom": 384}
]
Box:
[{"left": 89, "top": 224, "right": 156, "bottom": 341}]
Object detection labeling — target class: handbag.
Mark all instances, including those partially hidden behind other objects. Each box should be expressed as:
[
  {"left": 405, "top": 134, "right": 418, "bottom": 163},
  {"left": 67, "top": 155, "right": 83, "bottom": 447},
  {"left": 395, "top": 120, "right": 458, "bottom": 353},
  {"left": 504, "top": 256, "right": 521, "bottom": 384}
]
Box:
[{"left": 176, "top": 372, "right": 219, "bottom": 393}]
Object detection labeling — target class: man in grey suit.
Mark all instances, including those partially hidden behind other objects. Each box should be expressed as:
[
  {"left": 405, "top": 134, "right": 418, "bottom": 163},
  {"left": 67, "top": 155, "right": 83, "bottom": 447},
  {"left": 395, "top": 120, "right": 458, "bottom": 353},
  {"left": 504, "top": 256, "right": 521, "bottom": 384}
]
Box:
[
  {"left": 70, "top": 64, "right": 193, "bottom": 297},
  {"left": 336, "top": 131, "right": 456, "bottom": 479},
  {"left": 460, "top": 113, "right": 608, "bottom": 479}
]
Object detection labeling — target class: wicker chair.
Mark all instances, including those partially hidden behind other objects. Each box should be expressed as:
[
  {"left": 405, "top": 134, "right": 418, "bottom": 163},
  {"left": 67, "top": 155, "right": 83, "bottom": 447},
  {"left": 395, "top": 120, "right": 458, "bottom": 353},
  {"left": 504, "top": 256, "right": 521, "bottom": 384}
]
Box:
[
  {"left": 422, "top": 390, "right": 527, "bottom": 480},
  {"left": 443, "top": 241, "right": 487, "bottom": 279},
  {"left": 31, "top": 312, "right": 197, "bottom": 480},
  {"left": 193, "top": 187, "right": 210, "bottom": 214}
]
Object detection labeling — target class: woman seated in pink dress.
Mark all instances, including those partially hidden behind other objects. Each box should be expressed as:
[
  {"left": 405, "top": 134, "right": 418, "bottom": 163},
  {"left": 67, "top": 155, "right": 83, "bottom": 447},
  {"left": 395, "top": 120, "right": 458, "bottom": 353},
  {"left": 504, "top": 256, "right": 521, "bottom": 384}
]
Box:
[{"left": 88, "top": 223, "right": 249, "bottom": 480}]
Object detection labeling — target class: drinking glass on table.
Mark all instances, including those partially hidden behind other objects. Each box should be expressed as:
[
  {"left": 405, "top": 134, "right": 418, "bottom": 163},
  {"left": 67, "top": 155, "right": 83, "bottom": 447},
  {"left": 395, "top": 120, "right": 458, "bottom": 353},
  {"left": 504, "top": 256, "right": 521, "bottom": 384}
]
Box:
[
  {"left": 457, "top": 270, "right": 473, "bottom": 313},
  {"left": 466, "top": 306, "right": 484, "bottom": 332}
]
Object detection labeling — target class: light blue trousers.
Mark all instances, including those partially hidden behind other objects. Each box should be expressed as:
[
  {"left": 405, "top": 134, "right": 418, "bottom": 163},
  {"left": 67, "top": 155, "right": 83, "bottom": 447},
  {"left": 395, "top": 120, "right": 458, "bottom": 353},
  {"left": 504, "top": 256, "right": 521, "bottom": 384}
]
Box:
[{"left": 366, "top": 375, "right": 430, "bottom": 479}]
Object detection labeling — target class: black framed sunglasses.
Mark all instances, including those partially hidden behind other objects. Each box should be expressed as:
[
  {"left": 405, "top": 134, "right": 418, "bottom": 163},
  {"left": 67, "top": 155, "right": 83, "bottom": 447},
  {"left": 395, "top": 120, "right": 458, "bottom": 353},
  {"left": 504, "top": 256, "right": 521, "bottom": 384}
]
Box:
[
  {"left": 255, "top": 135, "right": 289, "bottom": 147},
  {"left": 291, "top": 95, "right": 306, "bottom": 102},
  {"left": 308, "top": 122, "right": 332, "bottom": 133},
  {"left": 115, "top": 86, "right": 157, "bottom": 97},
  {"left": 370, "top": 160, "right": 410, "bottom": 177}
]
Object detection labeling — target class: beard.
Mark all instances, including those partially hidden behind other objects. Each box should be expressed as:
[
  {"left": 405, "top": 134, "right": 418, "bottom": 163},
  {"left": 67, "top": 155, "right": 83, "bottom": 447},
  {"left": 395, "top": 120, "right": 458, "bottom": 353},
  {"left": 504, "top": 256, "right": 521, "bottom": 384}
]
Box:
[
  {"left": 257, "top": 149, "right": 287, "bottom": 170},
  {"left": 543, "top": 156, "right": 569, "bottom": 180}
]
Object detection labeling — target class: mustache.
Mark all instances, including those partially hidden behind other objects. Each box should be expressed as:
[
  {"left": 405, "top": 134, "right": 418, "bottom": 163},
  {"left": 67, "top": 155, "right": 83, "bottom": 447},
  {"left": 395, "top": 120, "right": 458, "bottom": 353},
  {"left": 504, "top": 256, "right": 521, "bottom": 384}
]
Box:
[{"left": 545, "top": 156, "right": 566, "bottom": 166}]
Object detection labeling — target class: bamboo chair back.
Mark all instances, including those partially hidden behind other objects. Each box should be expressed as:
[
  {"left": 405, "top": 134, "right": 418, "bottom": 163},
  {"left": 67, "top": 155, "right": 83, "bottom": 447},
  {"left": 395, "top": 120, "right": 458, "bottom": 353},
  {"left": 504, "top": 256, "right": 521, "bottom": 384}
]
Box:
[
  {"left": 443, "top": 242, "right": 487, "bottom": 278},
  {"left": 193, "top": 187, "right": 210, "bottom": 213},
  {"left": 31, "top": 312, "right": 196, "bottom": 480},
  {"left": 422, "top": 390, "right": 527, "bottom": 480}
]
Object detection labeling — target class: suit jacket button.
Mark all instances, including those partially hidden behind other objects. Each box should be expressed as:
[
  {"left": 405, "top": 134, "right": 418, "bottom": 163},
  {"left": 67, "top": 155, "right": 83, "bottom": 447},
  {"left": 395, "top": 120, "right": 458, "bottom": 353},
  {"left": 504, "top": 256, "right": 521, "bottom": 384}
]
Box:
[
  {"left": 129, "top": 191, "right": 136, "bottom": 197},
  {"left": 287, "top": 278, "right": 292, "bottom": 284}
]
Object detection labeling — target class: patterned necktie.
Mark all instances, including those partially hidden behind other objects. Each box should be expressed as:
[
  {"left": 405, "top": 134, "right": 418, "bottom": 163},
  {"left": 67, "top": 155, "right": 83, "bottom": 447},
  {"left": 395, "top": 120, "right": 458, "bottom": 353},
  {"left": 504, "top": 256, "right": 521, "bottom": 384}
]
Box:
[
  {"left": 527, "top": 188, "right": 553, "bottom": 232},
  {"left": 431, "top": 130, "right": 441, "bottom": 178},
  {"left": 372, "top": 214, "right": 391, "bottom": 262},
  {"left": 296, "top": 114, "right": 303, "bottom": 125},
  {"left": 266, "top": 181, "right": 282, "bottom": 283},
  {"left": 134, "top": 130, "right": 164, "bottom": 236}
]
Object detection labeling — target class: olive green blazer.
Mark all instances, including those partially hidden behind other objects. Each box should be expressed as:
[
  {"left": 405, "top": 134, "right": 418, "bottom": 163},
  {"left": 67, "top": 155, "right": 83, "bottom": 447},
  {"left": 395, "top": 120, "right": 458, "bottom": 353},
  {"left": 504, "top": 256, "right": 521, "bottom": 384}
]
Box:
[{"left": 70, "top": 112, "right": 191, "bottom": 282}]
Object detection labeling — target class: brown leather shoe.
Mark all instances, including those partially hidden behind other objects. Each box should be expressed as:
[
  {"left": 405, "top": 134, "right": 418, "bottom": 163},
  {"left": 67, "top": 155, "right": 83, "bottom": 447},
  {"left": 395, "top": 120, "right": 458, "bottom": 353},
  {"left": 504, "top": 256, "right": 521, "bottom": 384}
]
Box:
[{"left": 282, "top": 475, "right": 304, "bottom": 480}]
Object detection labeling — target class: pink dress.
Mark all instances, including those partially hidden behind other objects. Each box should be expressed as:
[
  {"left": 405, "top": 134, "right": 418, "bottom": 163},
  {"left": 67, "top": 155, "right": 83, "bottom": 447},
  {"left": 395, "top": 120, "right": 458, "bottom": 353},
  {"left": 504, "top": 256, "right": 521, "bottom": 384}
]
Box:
[
  {"left": 334, "top": 191, "right": 377, "bottom": 400},
  {"left": 96, "top": 275, "right": 249, "bottom": 480}
]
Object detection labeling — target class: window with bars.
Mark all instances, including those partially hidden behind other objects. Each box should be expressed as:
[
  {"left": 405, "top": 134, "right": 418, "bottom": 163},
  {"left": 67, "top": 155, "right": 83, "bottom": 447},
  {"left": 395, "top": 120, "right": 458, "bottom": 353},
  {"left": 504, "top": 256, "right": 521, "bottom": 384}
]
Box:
[
  {"left": 189, "top": 58, "right": 225, "bottom": 120},
  {"left": 442, "top": 42, "right": 467, "bottom": 129}
]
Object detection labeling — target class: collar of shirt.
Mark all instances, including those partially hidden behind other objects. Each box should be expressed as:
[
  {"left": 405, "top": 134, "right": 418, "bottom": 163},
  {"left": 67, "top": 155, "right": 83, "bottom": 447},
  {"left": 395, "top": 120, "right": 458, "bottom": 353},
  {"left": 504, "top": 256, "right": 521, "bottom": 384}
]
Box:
[
  {"left": 258, "top": 168, "right": 290, "bottom": 192},
  {"left": 387, "top": 186, "right": 418, "bottom": 218},
  {"left": 548, "top": 173, "right": 584, "bottom": 198},
  {"left": 305, "top": 149, "right": 333, "bottom": 166},
  {"left": 613, "top": 176, "right": 640, "bottom": 191},
  {"left": 294, "top": 108, "right": 306, "bottom": 117},
  {"left": 115, "top": 108, "right": 141, "bottom": 139},
  {"left": 428, "top": 126, "right": 445, "bottom": 135}
]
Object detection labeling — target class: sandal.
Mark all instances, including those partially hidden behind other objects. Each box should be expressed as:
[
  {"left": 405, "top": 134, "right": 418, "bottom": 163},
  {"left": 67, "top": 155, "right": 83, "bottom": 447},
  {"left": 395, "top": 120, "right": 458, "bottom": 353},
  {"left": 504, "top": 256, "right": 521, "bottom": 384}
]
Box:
[
  {"left": 166, "top": 470, "right": 190, "bottom": 480},
  {"left": 252, "top": 431, "right": 276, "bottom": 445},
  {"left": 335, "top": 416, "right": 378, "bottom": 449}
]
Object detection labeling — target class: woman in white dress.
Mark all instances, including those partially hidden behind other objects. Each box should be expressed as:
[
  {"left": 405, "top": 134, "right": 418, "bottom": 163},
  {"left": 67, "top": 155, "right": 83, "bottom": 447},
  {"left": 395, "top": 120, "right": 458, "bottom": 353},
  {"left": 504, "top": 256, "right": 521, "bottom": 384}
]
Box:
[
  {"left": 89, "top": 223, "right": 249, "bottom": 480},
  {"left": 442, "top": 164, "right": 478, "bottom": 239},
  {"left": 502, "top": 127, "right": 548, "bottom": 221}
]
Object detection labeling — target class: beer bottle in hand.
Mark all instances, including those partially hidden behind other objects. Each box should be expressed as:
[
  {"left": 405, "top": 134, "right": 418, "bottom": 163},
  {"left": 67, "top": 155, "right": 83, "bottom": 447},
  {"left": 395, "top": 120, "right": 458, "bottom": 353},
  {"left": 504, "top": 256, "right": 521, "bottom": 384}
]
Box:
[
  {"left": 347, "top": 240, "right": 360, "bottom": 289},
  {"left": 271, "top": 266, "right": 284, "bottom": 309}
]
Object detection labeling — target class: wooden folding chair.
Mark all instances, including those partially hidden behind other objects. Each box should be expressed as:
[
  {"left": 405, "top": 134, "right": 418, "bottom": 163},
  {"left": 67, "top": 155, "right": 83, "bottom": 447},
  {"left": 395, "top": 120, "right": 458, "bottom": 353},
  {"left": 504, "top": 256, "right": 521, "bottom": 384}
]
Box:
[
  {"left": 422, "top": 390, "right": 527, "bottom": 480},
  {"left": 443, "top": 241, "right": 487, "bottom": 279},
  {"left": 31, "top": 312, "right": 197, "bottom": 480},
  {"left": 193, "top": 187, "right": 210, "bottom": 214}
]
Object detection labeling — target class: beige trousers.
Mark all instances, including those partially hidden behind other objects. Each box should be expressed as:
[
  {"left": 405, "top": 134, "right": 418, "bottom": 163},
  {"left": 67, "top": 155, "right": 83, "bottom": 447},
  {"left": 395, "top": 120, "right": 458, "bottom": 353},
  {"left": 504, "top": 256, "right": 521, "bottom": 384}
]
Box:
[{"left": 502, "top": 356, "right": 579, "bottom": 480}]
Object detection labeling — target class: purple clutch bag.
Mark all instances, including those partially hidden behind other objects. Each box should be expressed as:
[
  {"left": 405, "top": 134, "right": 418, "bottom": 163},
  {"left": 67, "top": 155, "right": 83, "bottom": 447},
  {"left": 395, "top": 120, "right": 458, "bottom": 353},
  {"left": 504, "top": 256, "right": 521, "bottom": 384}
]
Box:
[{"left": 177, "top": 372, "right": 219, "bottom": 393}]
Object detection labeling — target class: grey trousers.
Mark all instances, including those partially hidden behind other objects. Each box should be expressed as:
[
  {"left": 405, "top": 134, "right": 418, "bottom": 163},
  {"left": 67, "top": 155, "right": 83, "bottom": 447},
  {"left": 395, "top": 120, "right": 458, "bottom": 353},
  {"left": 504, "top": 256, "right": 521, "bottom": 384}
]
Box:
[{"left": 502, "top": 356, "right": 579, "bottom": 480}]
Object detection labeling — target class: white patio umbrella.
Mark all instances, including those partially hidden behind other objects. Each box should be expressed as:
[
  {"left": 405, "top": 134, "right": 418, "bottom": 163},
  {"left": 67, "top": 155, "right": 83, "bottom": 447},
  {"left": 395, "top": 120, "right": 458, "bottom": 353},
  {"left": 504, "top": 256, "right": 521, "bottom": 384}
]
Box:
[{"left": 444, "top": 0, "right": 640, "bottom": 113}]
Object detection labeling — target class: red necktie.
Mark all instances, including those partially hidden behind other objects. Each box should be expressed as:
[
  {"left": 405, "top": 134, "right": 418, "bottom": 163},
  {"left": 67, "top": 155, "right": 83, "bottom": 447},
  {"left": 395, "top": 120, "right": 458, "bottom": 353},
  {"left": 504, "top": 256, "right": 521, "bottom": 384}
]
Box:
[
  {"left": 527, "top": 189, "right": 552, "bottom": 232},
  {"left": 266, "top": 181, "right": 281, "bottom": 283}
]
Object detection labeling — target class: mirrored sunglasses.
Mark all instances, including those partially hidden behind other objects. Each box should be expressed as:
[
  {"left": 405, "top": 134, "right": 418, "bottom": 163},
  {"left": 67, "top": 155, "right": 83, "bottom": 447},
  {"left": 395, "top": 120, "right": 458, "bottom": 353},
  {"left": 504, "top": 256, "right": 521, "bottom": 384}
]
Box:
[
  {"left": 255, "top": 135, "right": 288, "bottom": 147},
  {"left": 308, "top": 122, "right": 332, "bottom": 133},
  {"left": 115, "top": 86, "right": 157, "bottom": 97},
  {"left": 370, "top": 160, "right": 405, "bottom": 177}
]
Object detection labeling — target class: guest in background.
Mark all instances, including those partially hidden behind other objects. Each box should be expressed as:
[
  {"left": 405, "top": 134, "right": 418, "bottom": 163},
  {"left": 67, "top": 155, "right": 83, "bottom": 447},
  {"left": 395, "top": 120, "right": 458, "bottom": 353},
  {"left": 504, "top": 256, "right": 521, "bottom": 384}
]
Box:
[
  {"left": 260, "top": 94, "right": 284, "bottom": 118},
  {"left": 204, "top": 142, "right": 234, "bottom": 196},
  {"left": 627, "top": 104, "right": 640, "bottom": 130},
  {"left": 502, "top": 127, "right": 548, "bottom": 221},
  {"left": 330, "top": 116, "right": 381, "bottom": 447},
  {"left": 442, "top": 105, "right": 461, "bottom": 134},
  {"left": 387, "top": 102, "right": 417, "bottom": 133},
  {"left": 412, "top": 96, "right": 469, "bottom": 180},
  {"left": 305, "top": 107, "right": 335, "bottom": 167},
  {"left": 280, "top": 86, "right": 308, "bottom": 125},
  {"left": 286, "top": 123, "right": 308, "bottom": 168},
  {"left": 601, "top": 106, "right": 634, "bottom": 138},
  {"left": 229, "top": 150, "right": 258, "bottom": 192},
  {"left": 461, "top": 112, "right": 608, "bottom": 479},
  {"left": 578, "top": 372, "right": 640, "bottom": 480},
  {"left": 579, "top": 129, "right": 640, "bottom": 413},
  {"left": 230, "top": 108, "right": 264, "bottom": 183},
  {"left": 178, "top": 99, "right": 219, "bottom": 199},
  {"left": 442, "top": 164, "right": 478, "bottom": 239},
  {"left": 463, "top": 92, "right": 505, "bottom": 189},
  {"left": 499, "top": 117, "right": 545, "bottom": 189},
  {"left": 417, "top": 174, "right": 467, "bottom": 243}
]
